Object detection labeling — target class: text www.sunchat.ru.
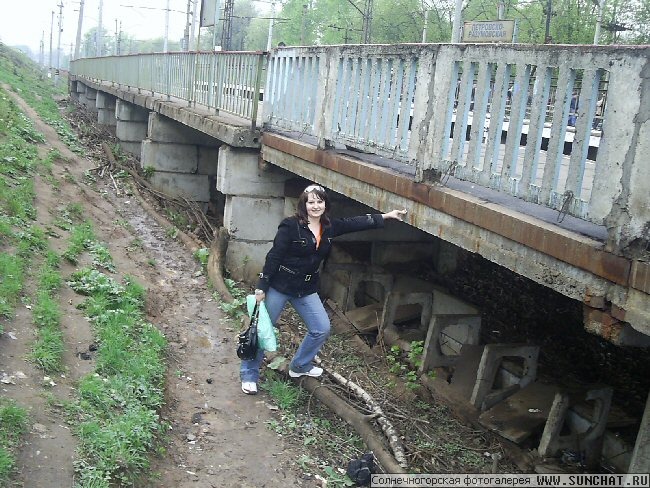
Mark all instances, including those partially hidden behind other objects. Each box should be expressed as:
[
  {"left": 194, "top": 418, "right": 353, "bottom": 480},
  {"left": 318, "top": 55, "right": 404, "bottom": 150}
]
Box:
[{"left": 371, "top": 473, "right": 650, "bottom": 488}]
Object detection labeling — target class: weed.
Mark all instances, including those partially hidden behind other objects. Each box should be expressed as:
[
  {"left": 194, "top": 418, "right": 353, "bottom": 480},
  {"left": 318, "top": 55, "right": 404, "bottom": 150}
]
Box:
[
  {"left": 88, "top": 242, "right": 115, "bottom": 272},
  {"left": 147, "top": 258, "right": 156, "bottom": 267},
  {"left": 165, "top": 226, "right": 179, "bottom": 239},
  {"left": 408, "top": 340, "right": 424, "bottom": 369},
  {"left": 142, "top": 166, "right": 155, "bottom": 179},
  {"left": 261, "top": 373, "right": 305, "bottom": 410},
  {"left": 323, "top": 466, "right": 355, "bottom": 487},
  {"left": 193, "top": 248, "right": 209, "bottom": 268},
  {"left": 63, "top": 221, "right": 96, "bottom": 264},
  {"left": 127, "top": 237, "right": 144, "bottom": 251},
  {"left": 0, "top": 252, "right": 24, "bottom": 328},
  {"left": 0, "top": 398, "right": 28, "bottom": 484}
]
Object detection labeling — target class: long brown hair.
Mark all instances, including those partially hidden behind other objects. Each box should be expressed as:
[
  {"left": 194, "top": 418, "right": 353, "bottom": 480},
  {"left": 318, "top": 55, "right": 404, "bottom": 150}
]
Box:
[{"left": 295, "top": 184, "right": 331, "bottom": 226}]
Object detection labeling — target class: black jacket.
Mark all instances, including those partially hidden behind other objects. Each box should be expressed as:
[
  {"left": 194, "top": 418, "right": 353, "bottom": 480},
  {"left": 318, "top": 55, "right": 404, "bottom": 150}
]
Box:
[{"left": 256, "top": 214, "right": 385, "bottom": 297}]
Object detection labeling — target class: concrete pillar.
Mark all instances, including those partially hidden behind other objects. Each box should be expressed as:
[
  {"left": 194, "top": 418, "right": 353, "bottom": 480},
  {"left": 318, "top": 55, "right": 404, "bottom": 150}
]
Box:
[
  {"left": 115, "top": 99, "right": 149, "bottom": 156},
  {"left": 82, "top": 87, "right": 98, "bottom": 112},
  {"left": 629, "top": 390, "right": 650, "bottom": 472},
  {"left": 217, "top": 145, "right": 291, "bottom": 282},
  {"left": 140, "top": 113, "right": 221, "bottom": 202},
  {"left": 96, "top": 92, "right": 116, "bottom": 127}
]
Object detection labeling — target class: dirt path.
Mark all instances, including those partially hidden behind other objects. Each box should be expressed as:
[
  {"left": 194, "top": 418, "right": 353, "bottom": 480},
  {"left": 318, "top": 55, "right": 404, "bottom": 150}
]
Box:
[{"left": 4, "top": 91, "right": 306, "bottom": 487}]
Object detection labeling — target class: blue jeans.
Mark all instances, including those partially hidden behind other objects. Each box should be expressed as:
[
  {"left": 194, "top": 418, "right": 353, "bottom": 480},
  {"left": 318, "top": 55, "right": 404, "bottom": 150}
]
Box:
[{"left": 240, "top": 287, "right": 330, "bottom": 383}]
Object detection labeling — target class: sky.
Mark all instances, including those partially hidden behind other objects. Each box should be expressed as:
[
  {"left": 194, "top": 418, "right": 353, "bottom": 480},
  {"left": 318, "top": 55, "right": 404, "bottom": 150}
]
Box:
[{"left": 0, "top": 0, "right": 193, "bottom": 55}]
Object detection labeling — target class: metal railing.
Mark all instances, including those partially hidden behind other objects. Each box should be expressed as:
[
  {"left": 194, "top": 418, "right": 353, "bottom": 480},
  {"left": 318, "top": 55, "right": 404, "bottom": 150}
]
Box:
[{"left": 71, "top": 51, "right": 265, "bottom": 128}]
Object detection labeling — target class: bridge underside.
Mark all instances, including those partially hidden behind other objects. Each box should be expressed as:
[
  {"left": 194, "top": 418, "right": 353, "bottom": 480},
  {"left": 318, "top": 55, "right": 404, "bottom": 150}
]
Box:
[{"left": 261, "top": 131, "right": 650, "bottom": 345}]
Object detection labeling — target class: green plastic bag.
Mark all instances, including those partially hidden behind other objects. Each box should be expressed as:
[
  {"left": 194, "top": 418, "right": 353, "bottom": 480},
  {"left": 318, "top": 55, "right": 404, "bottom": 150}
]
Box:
[{"left": 246, "top": 294, "right": 277, "bottom": 352}]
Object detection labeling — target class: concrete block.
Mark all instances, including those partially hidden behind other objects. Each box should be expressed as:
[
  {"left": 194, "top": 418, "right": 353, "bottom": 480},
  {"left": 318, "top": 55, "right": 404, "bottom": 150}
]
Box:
[
  {"left": 470, "top": 344, "right": 540, "bottom": 411},
  {"left": 118, "top": 141, "right": 142, "bottom": 157},
  {"left": 150, "top": 172, "right": 210, "bottom": 202},
  {"left": 141, "top": 140, "right": 198, "bottom": 173},
  {"left": 75, "top": 82, "right": 86, "bottom": 93},
  {"left": 346, "top": 270, "right": 393, "bottom": 311},
  {"left": 539, "top": 387, "right": 612, "bottom": 469},
  {"left": 116, "top": 120, "right": 148, "bottom": 142},
  {"left": 217, "top": 145, "right": 289, "bottom": 196},
  {"left": 224, "top": 196, "right": 284, "bottom": 240},
  {"left": 225, "top": 240, "right": 273, "bottom": 283},
  {"left": 198, "top": 146, "right": 219, "bottom": 176},
  {"left": 148, "top": 112, "right": 218, "bottom": 145},
  {"left": 96, "top": 92, "right": 116, "bottom": 109},
  {"left": 85, "top": 87, "right": 97, "bottom": 100},
  {"left": 97, "top": 108, "right": 117, "bottom": 126},
  {"left": 116, "top": 99, "right": 149, "bottom": 122},
  {"left": 420, "top": 314, "right": 481, "bottom": 370}
]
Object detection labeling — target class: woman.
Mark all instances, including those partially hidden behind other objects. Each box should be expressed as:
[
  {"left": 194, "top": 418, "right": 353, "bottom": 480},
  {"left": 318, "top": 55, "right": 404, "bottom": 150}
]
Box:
[{"left": 241, "top": 183, "right": 407, "bottom": 394}]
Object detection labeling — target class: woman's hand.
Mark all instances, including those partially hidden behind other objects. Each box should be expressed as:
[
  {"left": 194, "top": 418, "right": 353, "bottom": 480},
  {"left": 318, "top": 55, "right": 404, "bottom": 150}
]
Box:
[
  {"left": 382, "top": 209, "right": 408, "bottom": 221},
  {"left": 254, "top": 289, "right": 266, "bottom": 302}
]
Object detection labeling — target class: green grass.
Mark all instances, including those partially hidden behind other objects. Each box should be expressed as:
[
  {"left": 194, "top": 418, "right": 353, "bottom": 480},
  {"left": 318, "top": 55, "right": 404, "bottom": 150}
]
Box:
[
  {"left": 261, "top": 373, "right": 305, "bottom": 410},
  {"left": 0, "top": 399, "right": 28, "bottom": 485},
  {"left": 0, "top": 44, "right": 82, "bottom": 154},
  {"left": 66, "top": 268, "right": 168, "bottom": 486},
  {"left": 30, "top": 252, "right": 64, "bottom": 373},
  {"left": 0, "top": 253, "right": 25, "bottom": 333}
]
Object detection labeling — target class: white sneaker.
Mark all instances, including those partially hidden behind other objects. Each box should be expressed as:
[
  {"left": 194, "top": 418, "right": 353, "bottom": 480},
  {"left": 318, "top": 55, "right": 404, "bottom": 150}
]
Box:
[
  {"left": 289, "top": 366, "right": 323, "bottom": 378},
  {"left": 241, "top": 381, "right": 258, "bottom": 395}
]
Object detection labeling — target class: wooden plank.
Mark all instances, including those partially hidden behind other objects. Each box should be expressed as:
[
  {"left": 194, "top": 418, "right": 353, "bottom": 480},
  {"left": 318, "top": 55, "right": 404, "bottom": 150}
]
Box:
[{"left": 478, "top": 382, "right": 558, "bottom": 444}]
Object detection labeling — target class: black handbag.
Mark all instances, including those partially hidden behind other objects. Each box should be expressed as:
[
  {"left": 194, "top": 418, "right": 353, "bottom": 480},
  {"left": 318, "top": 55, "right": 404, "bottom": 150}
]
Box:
[{"left": 237, "top": 303, "right": 259, "bottom": 360}]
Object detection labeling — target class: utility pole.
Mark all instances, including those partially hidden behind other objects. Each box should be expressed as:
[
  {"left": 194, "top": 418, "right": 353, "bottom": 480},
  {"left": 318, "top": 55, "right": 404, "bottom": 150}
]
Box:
[
  {"left": 300, "top": 4, "right": 307, "bottom": 45},
  {"left": 544, "top": 0, "right": 553, "bottom": 43},
  {"left": 40, "top": 31, "right": 45, "bottom": 67},
  {"left": 164, "top": 0, "right": 170, "bottom": 51},
  {"left": 56, "top": 1, "right": 63, "bottom": 76},
  {"left": 451, "top": 0, "right": 462, "bottom": 42},
  {"left": 189, "top": 0, "right": 198, "bottom": 50},
  {"left": 97, "top": 0, "right": 104, "bottom": 56},
  {"left": 222, "top": 0, "right": 234, "bottom": 50},
  {"left": 422, "top": 8, "right": 429, "bottom": 42},
  {"left": 183, "top": 0, "right": 192, "bottom": 50},
  {"left": 497, "top": 0, "right": 505, "bottom": 19},
  {"left": 593, "top": 0, "right": 605, "bottom": 44},
  {"left": 114, "top": 19, "right": 118, "bottom": 55},
  {"left": 362, "top": 0, "right": 373, "bottom": 43},
  {"left": 49, "top": 11, "right": 54, "bottom": 77},
  {"left": 266, "top": 2, "right": 275, "bottom": 50},
  {"left": 74, "top": 0, "right": 84, "bottom": 59}
]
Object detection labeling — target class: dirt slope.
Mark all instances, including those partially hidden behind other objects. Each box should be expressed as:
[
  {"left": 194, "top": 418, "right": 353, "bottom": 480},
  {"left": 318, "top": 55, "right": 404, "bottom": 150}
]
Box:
[{"left": 4, "top": 90, "right": 305, "bottom": 487}]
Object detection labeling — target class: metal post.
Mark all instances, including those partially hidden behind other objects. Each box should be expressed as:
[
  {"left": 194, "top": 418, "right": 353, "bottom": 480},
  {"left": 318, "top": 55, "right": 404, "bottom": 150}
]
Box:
[{"left": 74, "top": 0, "right": 84, "bottom": 59}]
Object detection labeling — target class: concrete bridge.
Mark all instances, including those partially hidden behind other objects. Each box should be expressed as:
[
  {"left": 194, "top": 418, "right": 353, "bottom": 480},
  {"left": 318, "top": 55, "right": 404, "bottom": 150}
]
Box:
[{"left": 69, "top": 43, "right": 649, "bottom": 472}]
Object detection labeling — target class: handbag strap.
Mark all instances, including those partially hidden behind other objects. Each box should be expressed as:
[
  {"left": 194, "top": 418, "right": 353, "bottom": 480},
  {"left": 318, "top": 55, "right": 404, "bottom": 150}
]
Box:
[{"left": 249, "top": 302, "right": 260, "bottom": 332}]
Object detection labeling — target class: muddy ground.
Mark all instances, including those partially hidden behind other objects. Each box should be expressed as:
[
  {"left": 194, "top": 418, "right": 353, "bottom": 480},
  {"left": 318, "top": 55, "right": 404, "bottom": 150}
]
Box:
[{"left": 2, "top": 90, "right": 308, "bottom": 487}]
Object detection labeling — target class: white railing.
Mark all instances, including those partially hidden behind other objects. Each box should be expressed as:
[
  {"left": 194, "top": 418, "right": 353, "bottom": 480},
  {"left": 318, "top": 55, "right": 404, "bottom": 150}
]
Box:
[
  {"left": 262, "top": 44, "right": 649, "bottom": 234},
  {"left": 70, "top": 52, "right": 265, "bottom": 127},
  {"left": 70, "top": 45, "right": 650, "bottom": 249}
]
